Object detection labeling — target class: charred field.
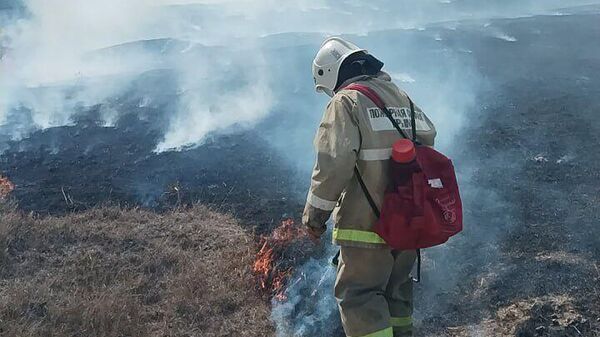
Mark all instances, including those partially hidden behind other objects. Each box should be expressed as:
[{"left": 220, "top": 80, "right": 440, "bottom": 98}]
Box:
[{"left": 1, "top": 5, "right": 600, "bottom": 337}]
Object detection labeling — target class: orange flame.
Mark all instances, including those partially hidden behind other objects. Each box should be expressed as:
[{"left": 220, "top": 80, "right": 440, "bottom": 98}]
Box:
[
  {"left": 0, "top": 175, "right": 14, "bottom": 199},
  {"left": 252, "top": 219, "right": 306, "bottom": 301},
  {"left": 254, "top": 241, "right": 275, "bottom": 289}
]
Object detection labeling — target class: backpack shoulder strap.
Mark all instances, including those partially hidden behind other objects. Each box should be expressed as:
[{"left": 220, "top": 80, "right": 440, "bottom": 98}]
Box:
[{"left": 353, "top": 166, "right": 380, "bottom": 218}]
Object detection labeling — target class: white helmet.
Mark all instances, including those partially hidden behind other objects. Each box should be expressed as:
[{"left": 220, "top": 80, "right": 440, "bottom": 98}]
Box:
[{"left": 312, "top": 37, "right": 366, "bottom": 97}]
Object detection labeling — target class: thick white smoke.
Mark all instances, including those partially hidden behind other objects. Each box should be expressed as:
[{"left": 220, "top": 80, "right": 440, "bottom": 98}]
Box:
[
  {"left": 153, "top": 40, "right": 274, "bottom": 151},
  {"left": 3, "top": 0, "right": 598, "bottom": 146},
  {"left": 0, "top": 0, "right": 279, "bottom": 149},
  {"left": 0, "top": 0, "right": 161, "bottom": 130}
]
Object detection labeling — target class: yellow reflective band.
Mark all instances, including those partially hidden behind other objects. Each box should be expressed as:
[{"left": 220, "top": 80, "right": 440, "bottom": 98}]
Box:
[
  {"left": 390, "top": 316, "right": 412, "bottom": 327},
  {"left": 359, "top": 327, "right": 393, "bottom": 337},
  {"left": 333, "top": 228, "right": 386, "bottom": 244}
]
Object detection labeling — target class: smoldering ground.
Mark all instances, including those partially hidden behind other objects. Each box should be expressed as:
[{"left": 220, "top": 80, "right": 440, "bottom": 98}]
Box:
[{"left": 1, "top": 1, "right": 600, "bottom": 336}]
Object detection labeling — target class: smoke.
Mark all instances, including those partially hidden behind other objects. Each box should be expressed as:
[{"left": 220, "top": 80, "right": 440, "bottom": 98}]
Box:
[
  {"left": 270, "top": 239, "right": 340, "bottom": 337},
  {"left": 154, "top": 41, "right": 273, "bottom": 151},
  {"left": 0, "top": 0, "right": 159, "bottom": 131},
  {"left": 0, "top": 0, "right": 278, "bottom": 150},
  {"left": 2, "top": 0, "right": 599, "bottom": 148},
  {"left": 3, "top": 0, "right": 598, "bottom": 145}
]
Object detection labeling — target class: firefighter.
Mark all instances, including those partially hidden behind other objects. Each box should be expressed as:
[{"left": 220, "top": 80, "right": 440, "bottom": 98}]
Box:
[{"left": 302, "top": 37, "right": 436, "bottom": 337}]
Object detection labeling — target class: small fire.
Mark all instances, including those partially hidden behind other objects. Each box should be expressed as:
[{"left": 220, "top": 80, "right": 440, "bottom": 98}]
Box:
[
  {"left": 0, "top": 175, "right": 14, "bottom": 199},
  {"left": 253, "top": 218, "right": 306, "bottom": 301}
]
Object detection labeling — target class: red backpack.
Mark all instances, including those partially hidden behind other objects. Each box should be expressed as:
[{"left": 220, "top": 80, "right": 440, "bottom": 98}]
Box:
[{"left": 345, "top": 83, "right": 463, "bottom": 253}]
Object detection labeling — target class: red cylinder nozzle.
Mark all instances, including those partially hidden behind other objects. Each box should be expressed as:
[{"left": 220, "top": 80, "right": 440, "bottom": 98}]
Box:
[{"left": 392, "top": 139, "right": 416, "bottom": 163}]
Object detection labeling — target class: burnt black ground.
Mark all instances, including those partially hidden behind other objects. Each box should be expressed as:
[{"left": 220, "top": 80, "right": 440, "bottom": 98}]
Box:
[
  {"left": 417, "top": 81, "right": 600, "bottom": 336},
  {"left": 0, "top": 117, "right": 304, "bottom": 232},
  {"left": 1, "top": 7, "right": 600, "bottom": 337}
]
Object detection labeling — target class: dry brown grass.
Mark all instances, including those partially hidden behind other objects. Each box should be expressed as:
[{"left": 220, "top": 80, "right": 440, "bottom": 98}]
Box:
[{"left": 0, "top": 201, "right": 273, "bottom": 337}]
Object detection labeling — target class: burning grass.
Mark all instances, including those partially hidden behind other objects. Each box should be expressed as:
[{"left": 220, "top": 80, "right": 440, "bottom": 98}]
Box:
[
  {"left": 252, "top": 219, "right": 310, "bottom": 301},
  {"left": 0, "top": 202, "right": 273, "bottom": 337}
]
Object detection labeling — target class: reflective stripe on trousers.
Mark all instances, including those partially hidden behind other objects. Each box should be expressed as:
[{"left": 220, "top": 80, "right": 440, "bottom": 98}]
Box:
[
  {"left": 352, "top": 316, "right": 412, "bottom": 337},
  {"left": 356, "top": 327, "right": 393, "bottom": 337},
  {"left": 390, "top": 316, "right": 412, "bottom": 328},
  {"left": 333, "top": 228, "right": 386, "bottom": 244},
  {"left": 391, "top": 316, "right": 412, "bottom": 337}
]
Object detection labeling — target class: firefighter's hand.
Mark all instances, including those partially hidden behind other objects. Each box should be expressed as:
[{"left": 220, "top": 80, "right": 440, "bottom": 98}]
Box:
[
  {"left": 302, "top": 204, "right": 330, "bottom": 240},
  {"left": 304, "top": 223, "right": 326, "bottom": 240}
]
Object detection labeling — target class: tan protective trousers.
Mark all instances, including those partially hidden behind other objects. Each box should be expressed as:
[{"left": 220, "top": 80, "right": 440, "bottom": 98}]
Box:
[{"left": 335, "top": 247, "right": 416, "bottom": 337}]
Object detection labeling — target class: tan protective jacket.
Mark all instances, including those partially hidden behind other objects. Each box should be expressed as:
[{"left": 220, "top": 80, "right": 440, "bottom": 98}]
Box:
[{"left": 303, "top": 72, "right": 437, "bottom": 249}]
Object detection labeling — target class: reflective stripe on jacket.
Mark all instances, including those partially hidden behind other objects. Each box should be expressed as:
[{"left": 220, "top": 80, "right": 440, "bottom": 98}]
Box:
[{"left": 303, "top": 72, "right": 437, "bottom": 248}]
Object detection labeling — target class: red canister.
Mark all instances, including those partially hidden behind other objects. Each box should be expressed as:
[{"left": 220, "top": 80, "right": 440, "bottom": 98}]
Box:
[{"left": 392, "top": 139, "right": 416, "bottom": 163}]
